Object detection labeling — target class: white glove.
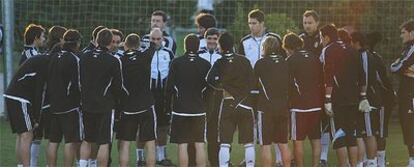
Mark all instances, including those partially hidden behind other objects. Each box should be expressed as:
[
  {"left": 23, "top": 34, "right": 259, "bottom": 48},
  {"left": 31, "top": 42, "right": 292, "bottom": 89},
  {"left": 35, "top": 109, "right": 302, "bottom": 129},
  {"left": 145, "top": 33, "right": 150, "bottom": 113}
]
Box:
[
  {"left": 359, "top": 99, "right": 371, "bottom": 113},
  {"left": 324, "top": 102, "right": 334, "bottom": 117}
]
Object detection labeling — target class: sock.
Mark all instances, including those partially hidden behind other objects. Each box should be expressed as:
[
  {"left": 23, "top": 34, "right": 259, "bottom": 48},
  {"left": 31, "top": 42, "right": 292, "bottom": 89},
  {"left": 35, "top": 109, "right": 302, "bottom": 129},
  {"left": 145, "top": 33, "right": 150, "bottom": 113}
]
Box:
[
  {"left": 157, "top": 146, "right": 166, "bottom": 161},
  {"left": 356, "top": 161, "right": 363, "bottom": 167},
  {"left": 320, "top": 133, "right": 330, "bottom": 161},
  {"left": 219, "top": 144, "right": 231, "bottom": 167},
  {"left": 17, "top": 164, "right": 23, "bottom": 167},
  {"left": 89, "top": 159, "right": 97, "bottom": 167},
  {"left": 274, "top": 144, "right": 282, "bottom": 163},
  {"left": 366, "top": 159, "right": 377, "bottom": 167},
  {"left": 136, "top": 149, "right": 145, "bottom": 161},
  {"left": 244, "top": 144, "right": 255, "bottom": 167},
  {"left": 30, "top": 142, "right": 41, "bottom": 167},
  {"left": 79, "top": 160, "right": 88, "bottom": 167},
  {"left": 409, "top": 157, "right": 414, "bottom": 166},
  {"left": 377, "top": 150, "right": 386, "bottom": 167},
  {"left": 75, "top": 160, "right": 80, "bottom": 167}
]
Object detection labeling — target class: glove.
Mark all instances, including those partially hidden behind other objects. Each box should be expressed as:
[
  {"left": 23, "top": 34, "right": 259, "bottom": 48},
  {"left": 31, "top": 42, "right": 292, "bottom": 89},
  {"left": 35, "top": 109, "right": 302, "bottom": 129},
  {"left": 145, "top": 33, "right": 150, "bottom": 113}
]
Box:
[
  {"left": 359, "top": 99, "right": 371, "bottom": 113},
  {"left": 324, "top": 102, "right": 334, "bottom": 117}
]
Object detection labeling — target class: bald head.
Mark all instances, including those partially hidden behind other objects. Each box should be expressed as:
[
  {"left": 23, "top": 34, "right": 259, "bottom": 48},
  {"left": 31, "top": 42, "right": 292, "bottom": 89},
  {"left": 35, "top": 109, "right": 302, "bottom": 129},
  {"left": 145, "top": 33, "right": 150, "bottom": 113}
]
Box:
[{"left": 150, "top": 28, "right": 163, "bottom": 48}]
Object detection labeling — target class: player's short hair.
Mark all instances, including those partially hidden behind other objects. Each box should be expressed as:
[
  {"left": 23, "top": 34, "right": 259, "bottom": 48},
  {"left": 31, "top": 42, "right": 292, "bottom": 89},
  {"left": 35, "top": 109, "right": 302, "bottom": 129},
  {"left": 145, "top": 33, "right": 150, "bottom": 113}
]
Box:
[
  {"left": 111, "top": 29, "right": 124, "bottom": 41},
  {"left": 320, "top": 24, "right": 338, "bottom": 41},
  {"left": 195, "top": 13, "right": 216, "bottom": 29},
  {"left": 47, "top": 26, "right": 67, "bottom": 49},
  {"left": 152, "top": 10, "right": 167, "bottom": 22},
  {"left": 262, "top": 36, "right": 282, "bottom": 56},
  {"left": 337, "top": 28, "right": 351, "bottom": 45},
  {"left": 62, "top": 29, "right": 82, "bottom": 51},
  {"left": 248, "top": 9, "right": 265, "bottom": 23},
  {"left": 24, "top": 24, "right": 46, "bottom": 45},
  {"left": 400, "top": 19, "right": 414, "bottom": 32},
  {"left": 303, "top": 10, "right": 320, "bottom": 22},
  {"left": 204, "top": 28, "right": 220, "bottom": 38},
  {"left": 282, "top": 32, "right": 304, "bottom": 51},
  {"left": 351, "top": 31, "right": 367, "bottom": 48},
  {"left": 92, "top": 25, "right": 106, "bottom": 40},
  {"left": 366, "top": 32, "right": 382, "bottom": 50},
  {"left": 184, "top": 33, "right": 200, "bottom": 54},
  {"left": 218, "top": 31, "right": 234, "bottom": 52},
  {"left": 96, "top": 28, "right": 113, "bottom": 47},
  {"left": 124, "top": 33, "right": 140, "bottom": 49}
]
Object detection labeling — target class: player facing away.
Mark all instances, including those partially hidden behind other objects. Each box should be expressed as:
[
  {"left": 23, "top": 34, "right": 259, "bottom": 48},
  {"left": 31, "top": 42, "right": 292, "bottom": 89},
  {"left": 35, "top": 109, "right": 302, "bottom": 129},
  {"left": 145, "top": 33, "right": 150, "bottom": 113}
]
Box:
[
  {"left": 365, "top": 32, "right": 396, "bottom": 167},
  {"left": 116, "top": 32, "right": 157, "bottom": 167},
  {"left": 4, "top": 25, "right": 50, "bottom": 167},
  {"left": 319, "top": 24, "right": 370, "bottom": 167},
  {"left": 46, "top": 29, "right": 82, "bottom": 167},
  {"left": 283, "top": 32, "right": 323, "bottom": 167},
  {"left": 390, "top": 19, "right": 414, "bottom": 167},
  {"left": 207, "top": 32, "right": 256, "bottom": 167},
  {"left": 78, "top": 28, "right": 128, "bottom": 167},
  {"left": 165, "top": 34, "right": 210, "bottom": 167},
  {"left": 255, "top": 36, "right": 292, "bottom": 167}
]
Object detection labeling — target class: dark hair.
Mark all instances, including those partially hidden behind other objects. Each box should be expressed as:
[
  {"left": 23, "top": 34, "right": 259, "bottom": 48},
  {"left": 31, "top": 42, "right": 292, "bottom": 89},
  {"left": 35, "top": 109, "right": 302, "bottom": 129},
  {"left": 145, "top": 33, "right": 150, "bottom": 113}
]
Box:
[
  {"left": 282, "top": 32, "right": 304, "bottom": 51},
  {"left": 400, "top": 19, "right": 414, "bottom": 32},
  {"left": 337, "top": 29, "right": 351, "bottom": 45},
  {"left": 24, "top": 24, "right": 46, "bottom": 45},
  {"left": 320, "top": 24, "right": 338, "bottom": 41},
  {"left": 152, "top": 10, "right": 167, "bottom": 22},
  {"left": 204, "top": 28, "right": 220, "bottom": 38},
  {"left": 351, "top": 31, "right": 367, "bottom": 48},
  {"left": 96, "top": 28, "right": 113, "bottom": 47},
  {"left": 218, "top": 31, "right": 234, "bottom": 52},
  {"left": 92, "top": 25, "right": 106, "bottom": 40},
  {"left": 124, "top": 33, "right": 140, "bottom": 49},
  {"left": 47, "top": 25, "right": 67, "bottom": 49},
  {"left": 62, "top": 29, "right": 82, "bottom": 51},
  {"left": 111, "top": 29, "right": 124, "bottom": 41},
  {"left": 262, "top": 36, "right": 282, "bottom": 56},
  {"left": 248, "top": 9, "right": 265, "bottom": 23},
  {"left": 366, "top": 32, "right": 382, "bottom": 50},
  {"left": 303, "top": 10, "right": 320, "bottom": 22},
  {"left": 184, "top": 34, "right": 200, "bottom": 54},
  {"left": 195, "top": 13, "right": 216, "bottom": 29}
]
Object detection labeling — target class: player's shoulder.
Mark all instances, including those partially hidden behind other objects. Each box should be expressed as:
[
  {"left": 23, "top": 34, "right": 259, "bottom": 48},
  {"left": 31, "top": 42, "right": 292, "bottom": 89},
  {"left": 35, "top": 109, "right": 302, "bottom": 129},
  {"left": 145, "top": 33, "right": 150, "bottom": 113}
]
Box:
[
  {"left": 265, "top": 32, "right": 282, "bottom": 40},
  {"left": 240, "top": 34, "right": 252, "bottom": 42}
]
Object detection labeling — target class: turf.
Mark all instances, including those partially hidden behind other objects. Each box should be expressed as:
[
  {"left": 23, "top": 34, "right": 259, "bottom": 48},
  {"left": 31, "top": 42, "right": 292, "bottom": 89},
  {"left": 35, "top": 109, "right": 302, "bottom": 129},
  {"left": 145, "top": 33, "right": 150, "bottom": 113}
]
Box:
[{"left": 0, "top": 118, "right": 410, "bottom": 166}]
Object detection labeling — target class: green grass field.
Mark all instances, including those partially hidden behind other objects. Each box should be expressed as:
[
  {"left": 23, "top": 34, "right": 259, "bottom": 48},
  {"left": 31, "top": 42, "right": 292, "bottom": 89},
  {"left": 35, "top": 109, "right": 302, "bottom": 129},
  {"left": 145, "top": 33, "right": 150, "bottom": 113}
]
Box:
[{"left": 0, "top": 118, "right": 410, "bottom": 166}]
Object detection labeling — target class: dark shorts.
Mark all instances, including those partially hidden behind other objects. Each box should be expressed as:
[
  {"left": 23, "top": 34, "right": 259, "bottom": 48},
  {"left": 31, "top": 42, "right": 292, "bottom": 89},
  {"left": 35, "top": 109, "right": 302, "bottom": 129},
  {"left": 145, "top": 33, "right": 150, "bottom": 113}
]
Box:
[
  {"left": 151, "top": 84, "right": 171, "bottom": 127},
  {"left": 398, "top": 94, "right": 414, "bottom": 146},
  {"left": 116, "top": 107, "right": 157, "bottom": 142},
  {"left": 356, "top": 108, "right": 379, "bottom": 137},
  {"left": 332, "top": 104, "right": 358, "bottom": 149},
  {"left": 290, "top": 110, "right": 321, "bottom": 141},
  {"left": 83, "top": 111, "right": 115, "bottom": 145},
  {"left": 218, "top": 99, "right": 255, "bottom": 144},
  {"left": 257, "top": 111, "right": 289, "bottom": 145},
  {"left": 33, "top": 107, "right": 51, "bottom": 140},
  {"left": 49, "top": 108, "right": 83, "bottom": 143},
  {"left": 5, "top": 96, "right": 34, "bottom": 134},
  {"left": 170, "top": 113, "right": 206, "bottom": 144},
  {"left": 373, "top": 106, "right": 391, "bottom": 138}
]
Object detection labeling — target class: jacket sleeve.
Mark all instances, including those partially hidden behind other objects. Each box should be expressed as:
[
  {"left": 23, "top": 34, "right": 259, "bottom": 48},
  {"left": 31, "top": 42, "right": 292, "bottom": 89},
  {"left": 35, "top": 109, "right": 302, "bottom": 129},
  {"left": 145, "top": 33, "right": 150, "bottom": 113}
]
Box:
[
  {"left": 322, "top": 47, "right": 336, "bottom": 88},
  {"left": 206, "top": 60, "right": 223, "bottom": 90},
  {"left": 164, "top": 59, "right": 177, "bottom": 109},
  {"left": 111, "top": 57, "right": 129, "bottom": 99},
  {"left": 390, "top": 48, "right": 414, "bottom": 73},
  {"left": 142, "top": 42, "right": 156, "bottom": 64},
  {"left": 238, "top": 40, "right": 246, "bottom": 56}
]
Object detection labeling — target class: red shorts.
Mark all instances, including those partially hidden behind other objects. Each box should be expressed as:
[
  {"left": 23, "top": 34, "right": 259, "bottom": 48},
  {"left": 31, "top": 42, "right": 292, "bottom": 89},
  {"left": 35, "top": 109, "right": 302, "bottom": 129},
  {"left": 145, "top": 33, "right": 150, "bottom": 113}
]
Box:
[{"left": 290, "top": 110, "right": 321, "bottom": 140}]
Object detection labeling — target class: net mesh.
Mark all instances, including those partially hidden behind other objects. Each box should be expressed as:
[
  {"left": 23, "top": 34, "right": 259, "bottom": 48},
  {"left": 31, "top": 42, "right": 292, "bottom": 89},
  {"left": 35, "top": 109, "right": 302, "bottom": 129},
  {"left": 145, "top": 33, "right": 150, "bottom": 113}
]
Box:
[{"left": 11, "top": 0, "right": 414, "bottom": 63}]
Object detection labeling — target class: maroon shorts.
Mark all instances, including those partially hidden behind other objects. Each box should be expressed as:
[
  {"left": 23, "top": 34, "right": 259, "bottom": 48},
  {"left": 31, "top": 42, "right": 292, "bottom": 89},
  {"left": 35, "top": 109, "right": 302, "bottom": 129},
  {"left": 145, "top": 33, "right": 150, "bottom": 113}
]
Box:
[{"left": 290, "top": 111, "right": 321, "bottom": 141}]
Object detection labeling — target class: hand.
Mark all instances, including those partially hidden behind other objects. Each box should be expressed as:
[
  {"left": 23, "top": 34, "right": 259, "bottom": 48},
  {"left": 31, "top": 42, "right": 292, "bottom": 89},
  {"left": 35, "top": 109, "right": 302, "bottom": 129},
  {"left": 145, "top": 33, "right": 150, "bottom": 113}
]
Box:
[
  {"left": 359, "top": 99, "right": 371, "bottom": 113},
  {"left": 324, "top": 102, "right": 334, "bottom": 117}
]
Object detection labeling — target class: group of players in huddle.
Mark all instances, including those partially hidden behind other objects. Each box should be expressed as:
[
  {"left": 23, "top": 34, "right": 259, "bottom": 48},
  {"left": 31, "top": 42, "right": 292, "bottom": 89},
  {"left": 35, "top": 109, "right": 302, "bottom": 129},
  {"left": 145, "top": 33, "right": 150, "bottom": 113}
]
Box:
[{"left": 4, "top": 8, "right": 414, "bottom": 167}]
